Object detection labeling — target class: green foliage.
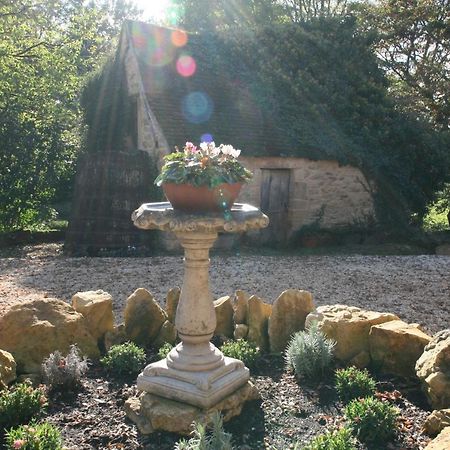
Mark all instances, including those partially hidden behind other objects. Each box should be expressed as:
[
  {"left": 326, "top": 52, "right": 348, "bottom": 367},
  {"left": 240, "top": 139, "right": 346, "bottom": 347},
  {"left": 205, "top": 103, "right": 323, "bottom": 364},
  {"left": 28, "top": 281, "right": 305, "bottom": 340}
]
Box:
[
  {"left": 285, "top": 322, "right": 335, "bottom": 381},
  {"left": 0, "top": 0, "right": 141, "bottom": 231},
  {"left": 158, "top": 342, "right": 174, "bottom": 360},
  {"left": 335, "top": 367, "right": 376, "bottom": 403},
  {"left": 100, "top": 342, "right": 146, "bottom": 377},
  {"left": 5, "top": 421, "right": 62, "bottom": 450},
  {"left": 220, "top": 339, "right": 260, "bottom": 368},
  {"left": 154, "top": 143, "right": 253, "bottom": 188},
  {"left": 41, "top": 345, "right": 88, "bottom": 392},
  {"left": 344, "top": 397, "right": 399, "bottom": 446},
  {"left": 175, "top": 411, "right": 234, "bottom": 450},
  {"left": 0, "top": 382, "right": 47, "bottom": 432},
  {"left": 300, "top": 427, "right": 357, "bottom": 450}
]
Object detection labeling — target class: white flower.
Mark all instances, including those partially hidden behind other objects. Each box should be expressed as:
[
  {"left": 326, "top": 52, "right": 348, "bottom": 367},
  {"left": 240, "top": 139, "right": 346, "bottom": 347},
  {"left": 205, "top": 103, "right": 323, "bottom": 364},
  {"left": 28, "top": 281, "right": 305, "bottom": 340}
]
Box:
[
  {"left": 220, "top": 144, "right": 241, "bottom": 158},
  {"left": 230, "top": 148, "right": 241, "bottom": 158}
]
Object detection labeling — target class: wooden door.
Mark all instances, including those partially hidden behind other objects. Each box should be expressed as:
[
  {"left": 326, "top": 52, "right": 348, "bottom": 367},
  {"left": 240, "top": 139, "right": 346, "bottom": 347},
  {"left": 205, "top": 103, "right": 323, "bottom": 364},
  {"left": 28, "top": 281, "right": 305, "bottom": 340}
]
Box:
[{"left": 260, "top": 169, "right": 290, "bottom": 245}]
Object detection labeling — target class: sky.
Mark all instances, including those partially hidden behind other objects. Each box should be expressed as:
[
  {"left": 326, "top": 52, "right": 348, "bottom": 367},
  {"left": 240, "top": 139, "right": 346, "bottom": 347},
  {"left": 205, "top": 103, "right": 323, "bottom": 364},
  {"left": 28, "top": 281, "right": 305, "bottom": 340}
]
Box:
[{"left": 132, "top": 0, "right": 172, "bottom": 23}]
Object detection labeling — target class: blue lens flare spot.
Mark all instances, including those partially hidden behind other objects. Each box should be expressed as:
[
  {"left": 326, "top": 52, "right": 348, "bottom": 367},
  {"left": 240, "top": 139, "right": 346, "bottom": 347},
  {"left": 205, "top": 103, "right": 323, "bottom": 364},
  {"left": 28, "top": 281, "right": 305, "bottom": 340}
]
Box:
[
  {"left": 182, "top": 91, "right": 213, "bottom": 124},
  {"left": 200, "top": 133, "right": 213, "bottom": 143}
]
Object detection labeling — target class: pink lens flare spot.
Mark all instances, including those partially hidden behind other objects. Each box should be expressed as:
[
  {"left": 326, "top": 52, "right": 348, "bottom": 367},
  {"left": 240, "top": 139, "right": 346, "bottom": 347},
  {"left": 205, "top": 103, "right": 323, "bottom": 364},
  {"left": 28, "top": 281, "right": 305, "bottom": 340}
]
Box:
[{"left": 176, "top": 55, "right": 196, "bottom": 77}]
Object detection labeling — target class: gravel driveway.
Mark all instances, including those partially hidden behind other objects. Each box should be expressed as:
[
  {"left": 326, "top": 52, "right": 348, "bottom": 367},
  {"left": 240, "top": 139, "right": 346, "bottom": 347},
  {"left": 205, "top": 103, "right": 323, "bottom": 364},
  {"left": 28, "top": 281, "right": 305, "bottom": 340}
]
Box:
[{"left": 1, "top": 244, "right": 449, "bottom": 335}]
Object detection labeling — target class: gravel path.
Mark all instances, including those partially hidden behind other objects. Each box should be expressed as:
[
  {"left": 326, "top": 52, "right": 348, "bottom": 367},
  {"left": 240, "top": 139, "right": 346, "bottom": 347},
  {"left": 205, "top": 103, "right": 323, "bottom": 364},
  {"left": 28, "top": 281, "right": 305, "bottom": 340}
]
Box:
[{"left": 1, "top": 244, "right": 449, "bottom": 335}]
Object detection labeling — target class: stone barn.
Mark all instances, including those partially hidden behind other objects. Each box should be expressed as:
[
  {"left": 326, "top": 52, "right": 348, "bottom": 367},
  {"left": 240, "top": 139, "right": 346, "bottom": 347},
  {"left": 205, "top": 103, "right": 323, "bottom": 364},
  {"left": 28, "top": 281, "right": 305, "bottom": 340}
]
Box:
[{"left": 66, "top": 20, "right": 374, "bottom": 253}]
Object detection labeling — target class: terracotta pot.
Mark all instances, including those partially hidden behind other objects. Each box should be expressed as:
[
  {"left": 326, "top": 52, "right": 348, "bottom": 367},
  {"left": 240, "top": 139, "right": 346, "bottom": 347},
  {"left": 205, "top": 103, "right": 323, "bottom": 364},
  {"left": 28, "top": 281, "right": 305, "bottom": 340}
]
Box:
[{"left": 162, "top": 182, "right": 242, "bottom": 213}]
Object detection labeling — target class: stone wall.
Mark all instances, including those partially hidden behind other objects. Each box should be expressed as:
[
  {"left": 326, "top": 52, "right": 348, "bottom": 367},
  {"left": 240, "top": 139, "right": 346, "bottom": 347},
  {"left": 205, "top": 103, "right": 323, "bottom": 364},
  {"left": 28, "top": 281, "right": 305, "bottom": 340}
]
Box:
[{"left": 238, "top": 156, "right": 375, "bottom": 236}]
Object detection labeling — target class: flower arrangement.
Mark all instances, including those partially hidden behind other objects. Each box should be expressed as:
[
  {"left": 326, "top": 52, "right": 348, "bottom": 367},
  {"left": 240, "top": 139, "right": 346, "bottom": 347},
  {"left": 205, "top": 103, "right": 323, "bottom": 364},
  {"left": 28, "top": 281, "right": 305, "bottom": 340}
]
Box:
[{"left": 154, "top": 142, "right": 253, "bottom": 188}]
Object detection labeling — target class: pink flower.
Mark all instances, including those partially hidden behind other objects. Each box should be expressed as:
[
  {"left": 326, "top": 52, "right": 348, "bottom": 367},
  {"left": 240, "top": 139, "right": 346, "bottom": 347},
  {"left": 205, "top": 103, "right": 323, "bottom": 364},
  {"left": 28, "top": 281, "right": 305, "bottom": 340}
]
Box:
[
  {"left": 184, "top": 142, "right": 197, "bottom": 153},
  {"left": 13, "top": 440, "right": 26, "bottom": 449}
]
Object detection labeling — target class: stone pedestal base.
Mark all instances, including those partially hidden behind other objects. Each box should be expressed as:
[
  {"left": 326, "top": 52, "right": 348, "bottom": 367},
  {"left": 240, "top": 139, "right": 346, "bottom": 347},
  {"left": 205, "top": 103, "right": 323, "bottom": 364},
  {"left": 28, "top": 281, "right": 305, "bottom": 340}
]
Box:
[
  {"left": 125, "top": 381, "right": 260, "bottom": 435},
  {"left": 137, "top": 356, "right": 249, "bottom": 409}
]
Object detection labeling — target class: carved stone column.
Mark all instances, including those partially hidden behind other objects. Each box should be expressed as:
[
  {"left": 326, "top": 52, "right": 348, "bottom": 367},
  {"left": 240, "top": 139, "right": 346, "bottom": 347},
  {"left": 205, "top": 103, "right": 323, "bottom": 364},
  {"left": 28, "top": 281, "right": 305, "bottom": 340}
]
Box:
[{"left": 131, "top": 202, "right": 268, "bottom": 408}]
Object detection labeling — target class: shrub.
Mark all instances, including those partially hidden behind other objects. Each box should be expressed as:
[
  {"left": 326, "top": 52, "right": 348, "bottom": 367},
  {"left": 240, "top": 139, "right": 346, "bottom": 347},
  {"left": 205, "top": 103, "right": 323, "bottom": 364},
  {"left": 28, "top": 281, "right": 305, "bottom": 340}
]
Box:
[
  {"left": 5, "top": 421, "right": 62, "bottom": 450},
  {"left": 100, "top": 342, "right": 146, "bottom": 377},
  {"left": 300, "top": 427, "right": 356, "bottom": 450},
  {"left": 344, "top": 397, "right": 399, "bottom": 446},
  {"left": 158, "top": 342, "right": 174, "bottom": 360},
  {"left": 41, "top": 345, "right": 88, "bottom": 392},
  {"left": 335, "top": 367, "right": 376, "bottom": 403},
  {"left": 220, "top": 340, "right": 260, "bottom": 368},
  {"left": 175, "top": 411, "right": 234, "bottom": 450},
  {"left": 0, "top": 382, "right": 47, "bottom": 432},
  {"left": 285, "top": 322, "right": 335, "bottom": 381}
]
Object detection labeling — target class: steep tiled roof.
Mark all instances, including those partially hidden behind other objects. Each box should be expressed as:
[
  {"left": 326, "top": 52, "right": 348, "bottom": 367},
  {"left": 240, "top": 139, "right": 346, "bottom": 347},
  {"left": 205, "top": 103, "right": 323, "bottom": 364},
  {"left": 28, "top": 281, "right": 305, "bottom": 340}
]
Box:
[{"left": 126, "top": 21, "right": 288, "bottom": 155}]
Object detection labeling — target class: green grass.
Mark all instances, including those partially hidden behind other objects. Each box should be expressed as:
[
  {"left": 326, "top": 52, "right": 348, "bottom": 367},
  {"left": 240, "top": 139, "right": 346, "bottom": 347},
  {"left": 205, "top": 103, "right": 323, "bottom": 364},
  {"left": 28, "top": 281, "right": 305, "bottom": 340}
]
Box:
[{"left": 422, "top": 206, "right": 449, "bottom": 232}]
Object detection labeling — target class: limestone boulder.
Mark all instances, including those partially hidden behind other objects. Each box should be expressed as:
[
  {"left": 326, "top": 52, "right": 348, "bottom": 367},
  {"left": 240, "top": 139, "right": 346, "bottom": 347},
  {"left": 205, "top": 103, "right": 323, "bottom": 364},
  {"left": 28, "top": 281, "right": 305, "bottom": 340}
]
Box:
[
  {"left": 310, "top": 304, "right": 399, "bottom": 366},
  {"left": 0, "top": 350, "right": 16, "bottom": 389},
  {"left": 214, "top": 296, "right": 234, "bottom": 338},
  {"left": 268, "top": 289, "right": 315, "bottom": 353},
  {"left": 0, "top": 299, "right": 99, "bottom": 373},
  {"left": 72, "top": 290, "right": 115, "bottom": 341},
  {"left": 153, "top": 320, "right": 177, "bottom": 349},
  {"left": 424, "top": 409, "right": 450, "bottom": 436},
  {"left": 125, "top": 381, "right": 259, "bottom": 435},
  {"left": 104, "top": 324, "right": 127, "bottom": 351},
  {"left": 124, "top": 288, "right": 167, "bottom": 346},
  {"left": 165, "top": 287, "right": 180, "bottom": 324},
  {"left": 234, "top": 324, "right": 249, "bottom": 340},
  {"left": 247, "top": 295, "right": 272, "bottom": 351},
  {"left": 233, "top": 290, "right": 249, "bottom": 325},
  {"left": 416, "top": 329, "right": 450, "bottom": 409},
  {"left": 369, "top": 320, "right": 432, "bottom": 377},
  {"left": 424, "top": 427, "right": 450, "bottom": 450}
]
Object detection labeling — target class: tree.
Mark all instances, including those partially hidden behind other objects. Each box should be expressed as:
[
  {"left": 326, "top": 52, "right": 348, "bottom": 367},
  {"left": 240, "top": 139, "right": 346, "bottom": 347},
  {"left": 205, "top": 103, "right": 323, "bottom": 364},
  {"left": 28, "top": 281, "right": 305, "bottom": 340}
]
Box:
[
  {"left": 0, "top": 0, "right": 140, "bottom": 231},
  {"left": 356, "top": 0, "right": 450, "bottom": 129}
]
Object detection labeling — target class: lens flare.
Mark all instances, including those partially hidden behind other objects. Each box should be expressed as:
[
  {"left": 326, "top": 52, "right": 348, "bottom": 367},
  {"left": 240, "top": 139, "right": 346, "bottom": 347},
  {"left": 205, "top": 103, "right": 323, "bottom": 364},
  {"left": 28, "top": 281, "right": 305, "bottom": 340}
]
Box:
[
  {"left": 176, "top": 55, "right": 196, "bottom": 77},
  {"left": 200, "top": 133, "right": 214, "bottom": 143},
  {"left": 182, "top": 91, "right": 213, "bottom": 124},
  {"left": 171, "top": 29, "right": 188, "bottom": 47}
]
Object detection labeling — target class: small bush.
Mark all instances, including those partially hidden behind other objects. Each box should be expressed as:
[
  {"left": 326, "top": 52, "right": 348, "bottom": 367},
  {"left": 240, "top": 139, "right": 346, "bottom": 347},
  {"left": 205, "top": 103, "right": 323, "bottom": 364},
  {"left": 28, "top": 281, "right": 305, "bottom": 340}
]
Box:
[
  {"left": 335, "top": 367, "right": 376, "bottom": 403},
  {"left": 344, "top": 397, "right": 399, "bottom": 446},
  {"left": 5, "top": 421, "right": 62, "bottom": 449},
  {"left": 220, "top": 339, "right": 260, "bottom": 368},
  {"left": 285, "top": 322, "right": 335, "bottom": 381},
  {"left": 0, "top": 382, "right": 47, "bottom": 431},
  {"left": 158, "top": 342, "right": 174, "bottom": 360},
  {"left": 42, "top": 345, "right": 88, "bottom": 392},
  {"left": 300, "top": 427, "right": 356, "bottom": 450},
  {"left": 175, "top": 411, "right": 233, "bottom": 450},
  {"left": 100, "top": 342, "right": 146, "bottom": 377}
]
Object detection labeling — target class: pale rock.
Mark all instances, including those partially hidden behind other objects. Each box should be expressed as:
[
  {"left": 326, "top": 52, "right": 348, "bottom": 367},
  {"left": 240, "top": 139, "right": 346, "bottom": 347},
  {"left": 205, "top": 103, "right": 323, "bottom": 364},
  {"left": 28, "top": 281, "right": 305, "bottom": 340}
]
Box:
[
  {"left": 0, "top": 299, "right": 99, "bottom": 374},
  {"left": 310, "top": 304, "right": 399, "bottom": 365},
  {"left": 214, "top": 296, "right": 234, "bottom": 338},
  {"left": 72, "top": 290, "right": 115, "bottom": 341},
  {"left": 153, "top": 320, "right": 177, "bottom": 348},
  {"left": 125, "top": 381, "right": 260, "bottom": 435},
  {"left": 416, "top": 329, "right": 450, "bottom": 409},
  {"left": 369, "top": 320, "right": 432, "bottom": 377},
  {"left": 233, "top": 290, "right": 249, "bottom": 325},
  {"left": 0, "top": 349, "right": 16, "bottom": 389},
  {"left": 166, "top": 287, "right": 180, "bottom": 324},
  {"left": 104, "top": 324, "right": 127, "bottom": 351},
  {"left": 124, "top": 288, "right": 167, "bottom": 346},
  {"left": 424, "top": 409, "right": 450, "bottom": 436},
  {"left": 247, "top": 295, "right": 272, "bottom": 351},
  {"left": 268, "top": 289, "right": 315, "bottom": 353},
  {"left": 424, "top": 427, "right": 450, "bottom": 450},
  {"left": 234, "top": 324, "right": 249, "bottom": 340},
  {"left": 349, "top": 351, "right": 371, "bottom": 369}
]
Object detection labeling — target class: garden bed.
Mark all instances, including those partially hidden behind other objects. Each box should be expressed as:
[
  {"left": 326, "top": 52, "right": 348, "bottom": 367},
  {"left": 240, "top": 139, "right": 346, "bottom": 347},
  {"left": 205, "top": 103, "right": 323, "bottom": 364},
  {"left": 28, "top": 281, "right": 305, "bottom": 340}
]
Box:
[{"left": 2, "top": 351, "right": 433, "bottom": 450}]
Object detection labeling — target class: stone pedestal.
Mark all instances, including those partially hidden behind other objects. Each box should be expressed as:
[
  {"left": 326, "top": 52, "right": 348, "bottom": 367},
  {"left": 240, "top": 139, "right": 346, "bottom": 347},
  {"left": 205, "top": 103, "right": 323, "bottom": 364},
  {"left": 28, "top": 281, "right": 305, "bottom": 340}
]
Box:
[{"left": 131, "top": 203, "right": 268, "bottom": 411}]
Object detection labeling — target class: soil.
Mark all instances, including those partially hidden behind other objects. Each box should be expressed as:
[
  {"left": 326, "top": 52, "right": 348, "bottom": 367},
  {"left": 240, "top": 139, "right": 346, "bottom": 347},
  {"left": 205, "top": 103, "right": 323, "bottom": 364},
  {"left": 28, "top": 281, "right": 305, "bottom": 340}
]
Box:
[
  {"left": 4, "top": 353, "right": 433, "bottom": 450},
  {"left": 0, "top": 244, "right": 448, "bottom": 449}
]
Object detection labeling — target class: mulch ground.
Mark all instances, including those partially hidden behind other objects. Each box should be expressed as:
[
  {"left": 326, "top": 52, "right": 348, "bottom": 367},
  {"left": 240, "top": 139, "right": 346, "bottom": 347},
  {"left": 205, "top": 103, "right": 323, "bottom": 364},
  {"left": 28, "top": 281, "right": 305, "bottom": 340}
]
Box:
[{"left": 4, "top": 352, "right": 432, "bottom": 450}]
